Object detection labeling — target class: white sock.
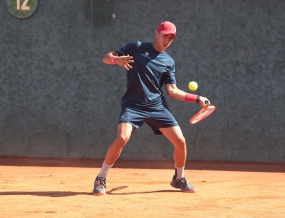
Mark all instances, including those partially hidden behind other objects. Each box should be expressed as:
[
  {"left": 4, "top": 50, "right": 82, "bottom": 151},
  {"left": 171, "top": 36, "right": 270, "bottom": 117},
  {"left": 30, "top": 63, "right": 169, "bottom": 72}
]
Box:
[
  {"left": 98, "top": 161, "right": 113, "bottom": 179},
  {"left": 175, "top": 166, "right": 185, "bottom": 179}
]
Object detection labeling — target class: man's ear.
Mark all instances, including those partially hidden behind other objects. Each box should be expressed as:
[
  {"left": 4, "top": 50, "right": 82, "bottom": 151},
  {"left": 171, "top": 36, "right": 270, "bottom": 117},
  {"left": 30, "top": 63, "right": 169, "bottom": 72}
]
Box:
[{"left": 155, "top": 30, "right": 159, "bottom": 37}]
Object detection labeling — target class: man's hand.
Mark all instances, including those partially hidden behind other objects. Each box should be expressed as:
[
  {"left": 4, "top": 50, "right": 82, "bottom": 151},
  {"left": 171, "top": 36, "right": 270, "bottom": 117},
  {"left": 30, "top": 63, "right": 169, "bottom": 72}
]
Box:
[
  {"left": 103, "top": 51, "right": 134, "bottom": 70},
  {"left": 199, "top": 96, "right": 211, "bottom": 108},
  {"left": 115, "top": 55, "right": 134, "bottom": 70}
]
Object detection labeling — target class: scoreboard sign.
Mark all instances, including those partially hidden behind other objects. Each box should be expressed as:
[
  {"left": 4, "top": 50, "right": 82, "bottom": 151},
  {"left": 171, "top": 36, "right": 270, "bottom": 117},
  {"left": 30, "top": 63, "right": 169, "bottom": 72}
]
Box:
[{"left": 6, "top": 0, "right": 39, "bottom": 19}]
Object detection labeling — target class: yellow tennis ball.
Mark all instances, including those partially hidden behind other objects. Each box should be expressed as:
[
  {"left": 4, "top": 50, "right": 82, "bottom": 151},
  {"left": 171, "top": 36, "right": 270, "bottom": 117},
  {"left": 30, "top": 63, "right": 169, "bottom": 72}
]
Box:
[{"left": 188, "top": 81, "right": 198, "bottom": 91}]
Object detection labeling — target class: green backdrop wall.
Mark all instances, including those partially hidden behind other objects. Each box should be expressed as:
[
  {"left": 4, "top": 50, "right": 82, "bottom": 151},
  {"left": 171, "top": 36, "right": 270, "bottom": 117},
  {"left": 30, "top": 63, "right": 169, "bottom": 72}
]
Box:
[{"left": 0, "top": 0, "right": 284, "bottom": 163}]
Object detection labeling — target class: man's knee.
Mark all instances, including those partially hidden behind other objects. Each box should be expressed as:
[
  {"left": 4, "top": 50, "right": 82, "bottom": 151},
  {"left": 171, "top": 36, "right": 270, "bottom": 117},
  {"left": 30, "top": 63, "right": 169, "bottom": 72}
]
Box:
[
  {"left": 115, "top": 134, "right": 131, "bottom": 147},
  {"left": 174, "top": 136, "right": 186, "bottom": 151}
]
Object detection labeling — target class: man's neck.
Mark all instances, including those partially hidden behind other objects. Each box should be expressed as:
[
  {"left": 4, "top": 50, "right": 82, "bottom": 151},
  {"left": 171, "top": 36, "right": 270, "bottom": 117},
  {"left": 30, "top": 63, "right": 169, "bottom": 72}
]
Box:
[{"left": 152, "top": 42, "right": 164, "bottom": 53}]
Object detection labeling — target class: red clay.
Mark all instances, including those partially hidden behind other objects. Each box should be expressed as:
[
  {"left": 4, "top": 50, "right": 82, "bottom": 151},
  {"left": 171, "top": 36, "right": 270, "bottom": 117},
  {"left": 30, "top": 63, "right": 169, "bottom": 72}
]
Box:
[{"left": 0, "top": 157, "right": 284, "bottom": 218}]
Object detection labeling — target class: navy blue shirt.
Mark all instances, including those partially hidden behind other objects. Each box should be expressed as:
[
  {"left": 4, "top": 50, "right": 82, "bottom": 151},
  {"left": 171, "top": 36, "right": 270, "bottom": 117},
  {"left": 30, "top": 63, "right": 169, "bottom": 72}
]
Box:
[{"left": 117, "top": 41, "right": 176, "bottom": 110}]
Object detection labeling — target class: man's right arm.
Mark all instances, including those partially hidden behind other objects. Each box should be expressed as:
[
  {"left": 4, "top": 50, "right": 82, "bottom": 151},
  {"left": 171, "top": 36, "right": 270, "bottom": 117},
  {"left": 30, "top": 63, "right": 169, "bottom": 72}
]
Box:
[
  {"left": 103, "top": 51, "right": 118, "bottom": 64},
  {"left": 102, "top": 51, "right": 134, "bottom": 70}
]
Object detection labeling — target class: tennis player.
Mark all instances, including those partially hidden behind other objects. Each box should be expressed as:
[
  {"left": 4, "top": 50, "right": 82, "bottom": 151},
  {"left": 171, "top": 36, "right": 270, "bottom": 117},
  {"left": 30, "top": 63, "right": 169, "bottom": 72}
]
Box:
[{"left": 93, "top": 21, "right": 211, "bottom": 195}]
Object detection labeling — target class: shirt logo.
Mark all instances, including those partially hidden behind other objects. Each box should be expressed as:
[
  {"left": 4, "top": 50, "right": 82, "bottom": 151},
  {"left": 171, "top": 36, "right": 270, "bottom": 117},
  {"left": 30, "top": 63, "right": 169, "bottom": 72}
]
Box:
[{"left": 141, "top": 52, "right": 151, "bottom": 59}]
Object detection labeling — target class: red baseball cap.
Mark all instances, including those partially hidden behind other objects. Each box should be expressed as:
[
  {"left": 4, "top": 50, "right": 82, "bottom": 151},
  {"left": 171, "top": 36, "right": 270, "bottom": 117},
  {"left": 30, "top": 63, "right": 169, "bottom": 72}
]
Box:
[{"left": 156, "top": 21, "right": 177, "bottom": 38}]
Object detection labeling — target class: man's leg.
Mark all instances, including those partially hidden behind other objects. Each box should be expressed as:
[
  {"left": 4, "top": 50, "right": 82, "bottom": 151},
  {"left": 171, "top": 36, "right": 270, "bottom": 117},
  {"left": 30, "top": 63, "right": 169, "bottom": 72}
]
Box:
[
  {"left": 104, "top": 122, "right": 134, "bottom": 165},
  {"left": 93, "top": 122, "right": 134, "bottom": 195},
  {"left": 159, "top": 126, "right": 187, "bottom": 168},
  {"left": 159, "top": 126, "right": 196, "bottom": 193}
]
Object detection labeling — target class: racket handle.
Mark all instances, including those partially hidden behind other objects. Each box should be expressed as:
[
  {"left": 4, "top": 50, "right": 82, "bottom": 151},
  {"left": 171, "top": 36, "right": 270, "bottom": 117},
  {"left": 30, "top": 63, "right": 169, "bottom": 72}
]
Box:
[{"left": 204, "top": 100, "right": 209, "bottom": 105}]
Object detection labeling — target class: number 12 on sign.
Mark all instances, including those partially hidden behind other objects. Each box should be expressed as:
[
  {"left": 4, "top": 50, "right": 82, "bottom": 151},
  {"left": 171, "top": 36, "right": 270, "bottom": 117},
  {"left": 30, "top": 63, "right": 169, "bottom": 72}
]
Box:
[{"left": 17, "top": 0, "right": 30, "bottom": 10}]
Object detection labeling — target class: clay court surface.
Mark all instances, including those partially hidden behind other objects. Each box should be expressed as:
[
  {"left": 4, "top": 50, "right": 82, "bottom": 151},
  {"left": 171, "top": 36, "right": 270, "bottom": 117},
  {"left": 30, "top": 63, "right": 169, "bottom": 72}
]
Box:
[{"left": 0, "top": 157, "right": 284, "bottom": 218}]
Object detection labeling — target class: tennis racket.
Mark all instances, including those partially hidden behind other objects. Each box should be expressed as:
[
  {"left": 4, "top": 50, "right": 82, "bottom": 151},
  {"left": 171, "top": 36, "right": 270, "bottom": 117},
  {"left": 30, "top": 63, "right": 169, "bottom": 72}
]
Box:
[{"left": 190, "top": 101, "right": 216, "bottom": 124}]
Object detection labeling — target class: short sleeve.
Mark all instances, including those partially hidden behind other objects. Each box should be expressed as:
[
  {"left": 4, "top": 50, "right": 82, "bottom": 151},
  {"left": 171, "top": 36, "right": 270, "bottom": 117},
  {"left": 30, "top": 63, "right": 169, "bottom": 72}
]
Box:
[
  {"left": 164, "top": 63, "right": 176, "bottom": 84},
  {"left": 116, "top": 41, "right": 139, "bottom": 56}
]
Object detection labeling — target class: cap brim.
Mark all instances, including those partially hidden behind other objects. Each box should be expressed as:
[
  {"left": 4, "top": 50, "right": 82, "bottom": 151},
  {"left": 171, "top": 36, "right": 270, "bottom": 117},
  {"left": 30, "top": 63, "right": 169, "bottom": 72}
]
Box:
[{"left": 160, "top": 30, "right": 177, "bottom": 38}]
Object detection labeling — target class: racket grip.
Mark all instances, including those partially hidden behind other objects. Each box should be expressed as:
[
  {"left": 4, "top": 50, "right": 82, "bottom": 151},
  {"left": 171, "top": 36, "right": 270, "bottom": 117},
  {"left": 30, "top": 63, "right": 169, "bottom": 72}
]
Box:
[{"left": 204, "top": 100, "right": 209, "bottom": 104}]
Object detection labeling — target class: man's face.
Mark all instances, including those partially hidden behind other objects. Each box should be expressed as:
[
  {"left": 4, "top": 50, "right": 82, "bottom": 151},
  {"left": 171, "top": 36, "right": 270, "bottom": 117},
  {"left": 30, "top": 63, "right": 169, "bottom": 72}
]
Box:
[{"left": 154, "top": 31, "right": 175, "bottom": 52}]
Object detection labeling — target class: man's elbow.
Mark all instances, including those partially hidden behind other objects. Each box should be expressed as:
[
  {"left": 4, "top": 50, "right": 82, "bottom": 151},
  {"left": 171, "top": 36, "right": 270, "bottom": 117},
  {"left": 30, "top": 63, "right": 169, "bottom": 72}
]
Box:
[
  {"left": 167, "top": 91, "right": 175, "bottom": 99},
  {"left": 103, "top": 56, "right": 109, "bottom": 64}
]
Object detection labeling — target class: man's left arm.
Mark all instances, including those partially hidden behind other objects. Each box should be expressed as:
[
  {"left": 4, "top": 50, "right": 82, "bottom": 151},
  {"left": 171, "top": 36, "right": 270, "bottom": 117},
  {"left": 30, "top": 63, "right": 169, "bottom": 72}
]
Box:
[{"left": 165, "top": 84, "right": 210, "bottom": 108}]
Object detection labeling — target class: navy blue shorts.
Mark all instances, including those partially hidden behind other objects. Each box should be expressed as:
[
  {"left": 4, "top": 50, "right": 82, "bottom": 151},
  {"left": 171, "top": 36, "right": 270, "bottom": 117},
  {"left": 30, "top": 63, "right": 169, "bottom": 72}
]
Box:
[{"left": 118, "top": 106, "right": 179, "bottom": 135}]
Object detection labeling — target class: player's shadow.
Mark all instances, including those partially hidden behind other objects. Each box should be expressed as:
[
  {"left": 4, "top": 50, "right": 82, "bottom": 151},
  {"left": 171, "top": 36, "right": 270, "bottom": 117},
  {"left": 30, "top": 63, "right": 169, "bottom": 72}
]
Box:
[
  {"left": 0, "top": 191, "right": 91, "bottom": 197},
  {"left": 106, "top": 186, "right": 179, "bottom": 195},
  {"left": 0, "top": 187, "right": 179, "bottom": 197}
]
